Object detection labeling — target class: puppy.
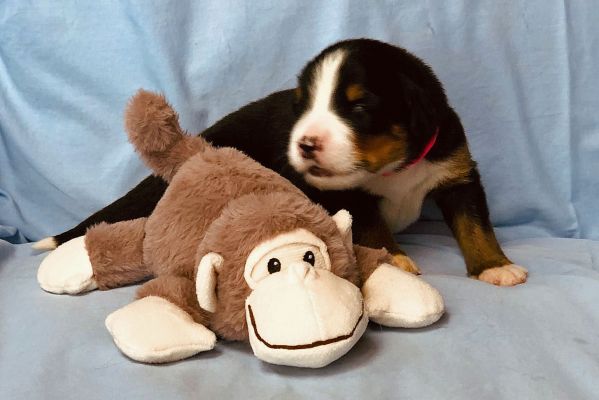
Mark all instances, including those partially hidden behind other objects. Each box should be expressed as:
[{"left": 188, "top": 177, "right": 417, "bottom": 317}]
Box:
[{"left": 39, "top": 39, "right": 527, "bottom": 286}]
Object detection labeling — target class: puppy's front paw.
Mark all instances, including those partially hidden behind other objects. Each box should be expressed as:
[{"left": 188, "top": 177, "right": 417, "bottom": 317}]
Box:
[
  {"left": 391, "top": 254, "right": 421, "bottom": 275},
  {"left": 37, "top": 236, "right": 98, "bottom": 294},
  {"left": 477, "top": 264, "right": 528, "bottom": 286}
]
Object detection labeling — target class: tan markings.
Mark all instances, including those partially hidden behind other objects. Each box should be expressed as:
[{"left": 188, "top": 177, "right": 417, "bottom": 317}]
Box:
[
  {"left": 453, "top": 214, "right": 511, "bottom": 276},
  {"left": 294, "top": 87, "right": 302, "bottom": 101},
  {"left": 391, "top": 253, "right": 421, "bottom": 275},
  {"left": 355, "top": 125, "right": 408, "bottom": 172},
  {"left": 345, "top": 84, "right": 365, "bottom": 102},
  {"left": 439, "top": 144, "right": 476, "bottom": 185},
  {"left": 355, "top": 130, "right": 475, "bottom": 178},
  {"left": 390, "top": 124, "right": 404, "bottom": 136}
]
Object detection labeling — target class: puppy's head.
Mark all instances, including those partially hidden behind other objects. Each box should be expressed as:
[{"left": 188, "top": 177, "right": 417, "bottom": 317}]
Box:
[{"left": 288, "top": 39, "right": 444, "bottom": 189}]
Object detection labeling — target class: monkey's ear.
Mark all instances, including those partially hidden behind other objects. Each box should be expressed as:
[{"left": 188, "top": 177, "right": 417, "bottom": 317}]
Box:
[
  {"left": 332, "top": 209, "right": 353, "bottom": 248},
  {"left": 196, "top": 252, "right": 224, "bottom": 313}
]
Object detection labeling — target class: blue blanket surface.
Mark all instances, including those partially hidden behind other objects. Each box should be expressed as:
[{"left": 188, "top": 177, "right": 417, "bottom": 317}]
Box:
[
  {"left": 1, "top": 1, "right": 598, "bottom": 399},
  {"left": 2, "top": 231, "right": 599, "bottom": 399}
]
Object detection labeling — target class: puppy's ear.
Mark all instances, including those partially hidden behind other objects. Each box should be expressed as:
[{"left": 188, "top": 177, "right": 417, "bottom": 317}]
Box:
[
  {"left": 196, "top": 253, "right": 224, "bottom": 313},
  {"left": 398, "top": 74, "right": 440, "bottom": 150}
]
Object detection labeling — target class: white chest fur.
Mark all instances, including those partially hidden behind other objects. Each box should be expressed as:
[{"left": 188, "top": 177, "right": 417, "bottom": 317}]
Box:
[{"left": 362, "top": 160, "right": 455, "bottom": 232}]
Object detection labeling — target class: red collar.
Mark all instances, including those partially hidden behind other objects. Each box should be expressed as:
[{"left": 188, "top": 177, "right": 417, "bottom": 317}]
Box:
[{"left": 382, "top": 127, "right": 439, "bottom": 177}]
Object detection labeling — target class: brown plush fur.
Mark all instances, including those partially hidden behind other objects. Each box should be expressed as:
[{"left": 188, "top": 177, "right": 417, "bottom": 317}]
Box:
[
  {"left": 86, "top": 218, "right": 149, "bottom": 290},
  {"left": 194, "top": 192, "right": 359, "bottom": 340},
  {"left": 353, "top": 245, "right": 394, "bottom": 282},
  {"left": 84, "top": 91, "right": 398, "bottom": 342},
  {"left": 143, "top": 146, "right": 304, "bottom": 282},
  {"left": 125, "top": 90, "right": 206, "bottom": 182},
  {"left": 136, "top": 276, "right": 209, "bottom": 325}
]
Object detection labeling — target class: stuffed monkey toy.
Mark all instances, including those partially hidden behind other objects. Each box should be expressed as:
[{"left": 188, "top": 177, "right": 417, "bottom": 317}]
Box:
[{"left": 37, "top": 90, "right": 444, "bottom": 368}]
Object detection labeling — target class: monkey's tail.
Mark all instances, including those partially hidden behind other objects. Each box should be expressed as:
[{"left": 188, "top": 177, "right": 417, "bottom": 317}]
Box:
[{"left": 124, "top": 89, "right": 208, "bottom": 182}]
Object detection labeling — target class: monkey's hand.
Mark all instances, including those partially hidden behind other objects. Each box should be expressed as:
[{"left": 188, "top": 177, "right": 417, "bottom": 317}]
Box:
[
  {"left": 105, "top": 296, "right": 216, "bottom": 363},
  {"left": 37, "top": 236, "right": 98, "bottom": 295},
  {"left": 361, "top": 263, "right": 444, "bottom": 328}
]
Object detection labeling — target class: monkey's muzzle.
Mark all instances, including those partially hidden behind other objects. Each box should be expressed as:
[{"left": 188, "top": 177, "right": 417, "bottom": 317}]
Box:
[{"left": 245, "top": 262, "right": 368, "bottom": 368}]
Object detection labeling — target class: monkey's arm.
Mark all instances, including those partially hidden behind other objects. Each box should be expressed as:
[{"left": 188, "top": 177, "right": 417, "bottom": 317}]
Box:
[
  {"left": 107, "top": 287, "right": 216, "bottom": 364},
  {"left": 352, "top": 244, "right": 394, "bottom": 282},
  {"left": 353, "top": 244, "right": 444, "bottom": 328}
]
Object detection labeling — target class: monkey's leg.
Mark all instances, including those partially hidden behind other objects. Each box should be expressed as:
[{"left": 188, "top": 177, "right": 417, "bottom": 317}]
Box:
[
  {"left": 37, "top": 218, "right": 150, "bottom": 294},
  {"left": 353, "top": 245, "right": 444, "bottom": 328},
  {"left": 105, "top": 276, "right": 216, "bottom": 364}
]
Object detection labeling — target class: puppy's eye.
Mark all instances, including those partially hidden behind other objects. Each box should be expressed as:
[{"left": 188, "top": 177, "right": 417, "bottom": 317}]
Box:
[
  {"left": 267, "top": 258, "right": 281, "bottom": 274},
  {"left": 352, "top": 103, "right": 367, "bottom": 114},
  {"left": 303, "top": 251, "right": 315, "bottom": 266}
]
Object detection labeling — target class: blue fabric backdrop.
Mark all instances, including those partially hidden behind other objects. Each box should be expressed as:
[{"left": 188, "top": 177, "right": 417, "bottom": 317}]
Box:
[{"left": 1, "top": 0, "right": 598, "bottom": 243}]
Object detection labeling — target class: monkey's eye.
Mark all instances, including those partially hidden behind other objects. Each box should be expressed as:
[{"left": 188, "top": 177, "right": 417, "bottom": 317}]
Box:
[
  {"left": 303, "top": 251, "right": 315, "bottom": 266},
  {"left": 267, "top": 258, "right": 281, "bottom": 274}
]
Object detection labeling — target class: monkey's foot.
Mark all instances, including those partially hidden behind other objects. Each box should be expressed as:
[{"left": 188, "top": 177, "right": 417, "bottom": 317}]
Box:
[
  {"left": 362, "top": 263, "right": 444, "bottom": 328},
  {"left": 105, "top": 296, "right": 216, "bottom": 363},
  {"left": 37, "top": 236, "right": 98, "bottom": 294}
]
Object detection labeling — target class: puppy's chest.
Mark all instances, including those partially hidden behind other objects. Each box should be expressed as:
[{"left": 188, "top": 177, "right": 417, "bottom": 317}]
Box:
[{"left": 362, "top": 161, "right": 452, "bottom": 232}]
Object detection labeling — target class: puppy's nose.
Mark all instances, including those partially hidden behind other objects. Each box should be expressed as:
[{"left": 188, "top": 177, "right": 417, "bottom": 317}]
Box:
[{"left": 298, "top": 136, "right": 322, "bottom": 159}]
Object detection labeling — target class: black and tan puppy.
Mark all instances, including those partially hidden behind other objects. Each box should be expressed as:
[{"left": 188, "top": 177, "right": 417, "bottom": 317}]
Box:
[{"left": 39, "top": 39, "right": 526, "bottom": 286}]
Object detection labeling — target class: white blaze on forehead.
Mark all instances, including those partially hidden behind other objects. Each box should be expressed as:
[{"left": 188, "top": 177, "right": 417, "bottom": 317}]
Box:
[
  {"left": 288, "top": 49, "right": 373, "bottom": 190},
  {"left": 309, "top": 49, "right": 346, "bottom": 112},
  {"left": 288, "top": 49, "right": 364, "bottom": 187}
]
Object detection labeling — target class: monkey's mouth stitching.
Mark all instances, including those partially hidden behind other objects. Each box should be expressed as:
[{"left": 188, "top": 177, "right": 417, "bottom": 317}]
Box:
[{"left": 247, "top": 304, "right": 364, "bottom": 350}]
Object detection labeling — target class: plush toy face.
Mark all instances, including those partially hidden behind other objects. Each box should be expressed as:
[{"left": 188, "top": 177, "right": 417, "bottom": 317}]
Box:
[
  {"left": 244, "top": 228, "right": 367, "bottom": 367},
  {"left": 243, "top": 229, "right": 331, "bottom": 288},
  {"left": 196, "top": 211, "right": 368, "bottom": 368}
]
